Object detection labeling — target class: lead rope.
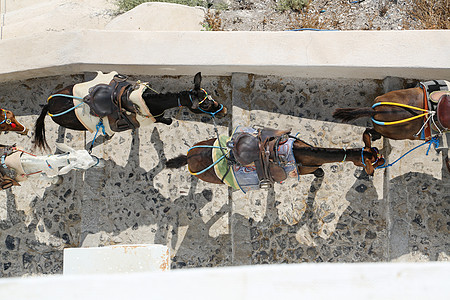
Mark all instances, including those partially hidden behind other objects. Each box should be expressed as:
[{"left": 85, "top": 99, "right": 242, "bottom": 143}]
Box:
[
  {"left": 376, "top": 136, "right": 440, "bottom": 169},
  {"left": 89, "top": 120, "right": 106, "bottom": 153}
]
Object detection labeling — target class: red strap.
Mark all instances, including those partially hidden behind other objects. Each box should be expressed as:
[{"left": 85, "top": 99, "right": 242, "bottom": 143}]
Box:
[{"left": 422, "top": 85, "right": 432, "bottom": 140}]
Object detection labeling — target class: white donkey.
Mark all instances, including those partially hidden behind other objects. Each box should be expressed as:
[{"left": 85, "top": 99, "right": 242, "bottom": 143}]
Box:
[{"left": 2, "top": 143, "right": 104, "bottom": 185}]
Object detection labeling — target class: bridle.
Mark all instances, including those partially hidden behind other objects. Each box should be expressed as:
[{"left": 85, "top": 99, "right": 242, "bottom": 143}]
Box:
[
  {"left": 361, "top": 147, "right": 383, "bottom": 167},
  {"left": 0, "top": 109, "right": 27, "bottom": 133},
  {"left": 0, "top": 109, "right": 15, "bottom": 127},
  {"left": 189, "top": 88, "right": 224, "bottom": 117}
]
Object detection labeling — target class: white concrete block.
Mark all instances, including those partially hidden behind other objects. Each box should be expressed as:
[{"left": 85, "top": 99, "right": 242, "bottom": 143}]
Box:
[
  {"left": 106, "top": 3, "right": 205, "bottom": 31},
  {"left": 63, "top": 244, "right": 170, "bottom": 275}
]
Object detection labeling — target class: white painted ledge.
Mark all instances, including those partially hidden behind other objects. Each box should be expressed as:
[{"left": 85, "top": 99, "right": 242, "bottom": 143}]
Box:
[
  {"left": 63, "top": 244, "right": 170, "bottom": 275},
  {"left": 0, "top": 263, "right": 448, "bottom": 299},
  {"left": 0, "top": 30, "right": 449, "bottom": 82}
]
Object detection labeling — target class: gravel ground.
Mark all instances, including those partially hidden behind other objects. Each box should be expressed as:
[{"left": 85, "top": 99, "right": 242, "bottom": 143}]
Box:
[{"left": 207, "top": 0, "right": 423, "bottom": 31}]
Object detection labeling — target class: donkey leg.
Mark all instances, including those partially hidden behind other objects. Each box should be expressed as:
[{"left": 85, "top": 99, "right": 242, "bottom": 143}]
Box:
[
  {"left": 155, "top": 116, "right": 173, "bottom": 125},
  {"left": 364, "top": 128, "right": 382, "bottom": 142},
  {"left": 313, "top": 168, "right": 324, "bottom": 178}
]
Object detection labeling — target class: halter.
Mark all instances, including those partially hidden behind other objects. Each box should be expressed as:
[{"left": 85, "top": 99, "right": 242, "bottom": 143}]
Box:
[
  {"left": 0, "top": 109, "right": 15, "bottom": 128},
  {"left": 189, "top": 88, "right": 224, "bottom": 117},
  {"left": 361, "top": 147, "right": 382, "bottom": 167}
]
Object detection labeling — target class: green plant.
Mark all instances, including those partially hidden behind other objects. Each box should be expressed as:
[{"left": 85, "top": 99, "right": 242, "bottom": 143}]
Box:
[
  {"left": 277, "top": 0, "right": 310, "bottom": 12},
  {"left": 116, "top": 0, "right": 208, "bottom": 13}
]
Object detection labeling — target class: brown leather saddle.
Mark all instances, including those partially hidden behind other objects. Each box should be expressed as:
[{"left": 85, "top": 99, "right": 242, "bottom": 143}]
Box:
[
  {"left": 230, "top": 127, "right": 291, "bottom": 189},
  {"left": 0, "top": 146, "right": 20, "bottom": 190},
  {"left": 84, "top": 75, "right": 140, "bottom": 132},
  {"left": 437, "top": 94, "right": 450, "bottom": 130}
]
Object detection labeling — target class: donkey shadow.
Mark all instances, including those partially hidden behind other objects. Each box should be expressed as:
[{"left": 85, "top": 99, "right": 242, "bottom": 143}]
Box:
[
  {"left": 0, "top": 127, "right": 233, "bottom": 276},
  {"left": 386, "top": 162, "right": 450, "bottom": 261},
  {"left": 79, "top": 127, "right": 232, "bottom": 268}
]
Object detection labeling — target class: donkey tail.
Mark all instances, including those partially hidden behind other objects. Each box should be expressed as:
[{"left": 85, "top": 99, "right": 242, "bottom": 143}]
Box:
[
  {"left": 33, "top": 104, "right": 50, "bottom": 150},
  {"left": 166, "top": 155, "right": 188, "bottom": 168},
  {"left": 333, "top": 107, "right": 376, "bottom": 122}
]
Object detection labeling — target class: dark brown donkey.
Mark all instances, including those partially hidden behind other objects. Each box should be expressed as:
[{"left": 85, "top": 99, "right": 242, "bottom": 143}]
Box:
[
  {"left": 165, "top": 136, "right": 385, "bottom": 188},
  {"left": 333, "top": 82, "right": 450, "bottom": 171},
  {"left": 0, "top": 108, "right": 28, "bottom": 135},
  {"left": 33, "top": 72, "right": 227, "bottom": 150}
]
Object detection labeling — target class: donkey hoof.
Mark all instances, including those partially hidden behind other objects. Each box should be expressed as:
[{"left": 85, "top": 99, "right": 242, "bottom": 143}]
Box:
[
  {"left": 313, "top": 168, "right": 324, "bottom": 178},
  {"left": 54, "top": 175, "right": 64, "bottom": 186}
]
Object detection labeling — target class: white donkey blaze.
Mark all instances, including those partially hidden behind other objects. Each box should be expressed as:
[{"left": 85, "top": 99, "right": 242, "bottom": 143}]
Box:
[{"left": 10, "top": 143, "right": 103, "bottom": 181}]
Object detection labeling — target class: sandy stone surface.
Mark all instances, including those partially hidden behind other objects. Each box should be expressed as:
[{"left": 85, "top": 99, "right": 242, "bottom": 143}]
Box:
[
  {"left": 0, "top": 0, "right": 448, "bottom": 278},
  {"left": 0, "top": 72, "right": 448, "bottom": 277}
]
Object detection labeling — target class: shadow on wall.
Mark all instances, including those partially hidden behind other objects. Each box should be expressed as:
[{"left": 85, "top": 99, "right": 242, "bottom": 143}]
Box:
[{"left": 387, "top": 160, "right": 450, "bottom": 261}]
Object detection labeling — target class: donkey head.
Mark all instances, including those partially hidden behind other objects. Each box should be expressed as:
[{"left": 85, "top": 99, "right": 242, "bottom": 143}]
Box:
[
  {"left": 186, "top": 72, "right": 227, "bottom": 118},
  {"left": 0, "top": 108, "right": 28, "bottom": 135},
  {"left": 360, "top": 147, "right": 385, "bottom": 176}
]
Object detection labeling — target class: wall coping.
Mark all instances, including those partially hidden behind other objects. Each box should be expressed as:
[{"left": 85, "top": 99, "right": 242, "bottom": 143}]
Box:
[
  {"left": 0, "top": 263, "right": 448, "bottom": 299},
  {"left": 0, "top": 30, "right": 449, "bottom": 82}
]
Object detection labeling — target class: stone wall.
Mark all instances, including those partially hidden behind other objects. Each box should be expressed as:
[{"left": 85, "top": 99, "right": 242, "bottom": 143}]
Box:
[{"left": 0, "top": 73, "right": 448, "bottom": 277}]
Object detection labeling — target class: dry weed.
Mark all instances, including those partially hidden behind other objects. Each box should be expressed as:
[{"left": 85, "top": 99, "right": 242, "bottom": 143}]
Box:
[
  {"left": 406, "top": 0, "right": 449, "bottom": 29},
  {"left": 203, "top": 10, "right": 223, "bottom": 31}
]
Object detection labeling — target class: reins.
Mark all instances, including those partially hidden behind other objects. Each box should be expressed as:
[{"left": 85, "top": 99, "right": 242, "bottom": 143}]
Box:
[{"left": 375, "top": 136, "right": 440, "bottom": 169}]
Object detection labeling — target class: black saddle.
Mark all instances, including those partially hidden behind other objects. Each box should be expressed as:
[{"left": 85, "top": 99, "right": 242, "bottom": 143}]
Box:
[
  {"left": 84, "top": 76, "right": 140, "bottom": 132},
  {"left": 230, "top": 127, "right": 291, "bottom": 189}
]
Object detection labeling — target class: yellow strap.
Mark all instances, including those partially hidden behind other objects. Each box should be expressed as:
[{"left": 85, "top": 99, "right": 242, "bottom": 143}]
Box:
[
  {"left": 375, "top": 102, "right": 429, "bottom": 112},
  {"left": 377, "top": 113, "right": 429, "bottom": 125},
  {"left": 373, "top": 102, "right": 430, "bottom": 125}
]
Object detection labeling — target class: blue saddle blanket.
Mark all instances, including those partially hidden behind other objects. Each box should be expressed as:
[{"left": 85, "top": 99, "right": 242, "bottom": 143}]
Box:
[{"left": 231, "top": 127, "right": 299, "bottom": 193}]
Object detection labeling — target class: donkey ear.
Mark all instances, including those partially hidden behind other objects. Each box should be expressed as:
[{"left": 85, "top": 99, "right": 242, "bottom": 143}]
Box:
[
  {"left": 194, "top": 72, "right": 202, "bottom": 90},
  {"left": 364, "top": 158, "right": 375, "bottom": 176}
]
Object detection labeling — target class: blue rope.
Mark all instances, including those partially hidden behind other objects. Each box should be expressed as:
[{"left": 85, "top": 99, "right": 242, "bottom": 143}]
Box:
[
  {"left": 197, "top": 103, "right": 224, "bottom": 118},
  {"left": 192, "top": 153, "right": 227, "bottom": 175},
  {"left": 376, "top": 136, "right": 440, "bottom": 169},
  {"left": 49, "top": 94, "right": 84, "bottom": 100},
  {"left": 187, "top": 144, "right": 229, "bottom": 176},
  {"left": 361, "top": 148, "right": 367, "bottom": 167},
  {"left": 89, "top": 120, "right": 106, "bottom": 153},
  {"left": 47, "top": 94, "right": 85, "bottom": 117},
  {"left": 0, "top": 110, "right": 7, "bottom": 125},
  {"left": 289, "top": 28, "right": 339, "bottom": 31}
]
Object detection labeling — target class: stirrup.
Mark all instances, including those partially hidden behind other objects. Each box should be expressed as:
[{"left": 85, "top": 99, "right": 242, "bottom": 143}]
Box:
[
  {"left": 436, "top": 133, "right": 449, "bottom": 152},
  {"left": 116, "top": 118, "right": 133, "bottom": 130},
  {"left": 259, "top": 180, "right": 273, "bottom": 189}
]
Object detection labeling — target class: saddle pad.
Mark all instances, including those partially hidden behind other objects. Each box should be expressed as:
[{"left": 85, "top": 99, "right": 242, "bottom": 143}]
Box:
[
  {"left": 4, "top": 150, "right": 26, "bottom": 182},
  {"left": 72, "top": 71, "right": 116, "bottom": 135},
  {"left": 213, "top": 132, "right": 299, "bottom": 193},
  {"left": 420, "top": 80, "right": 450, "bottom": 140},
  {"left": 130, "top": 83, "right": 157, "bottom": 125},
  {"left": 212, "top": 135, "right": 239, "bottom": 190},
  {"left": 232, "top": 137, "right": 298, "bottom": 193}
]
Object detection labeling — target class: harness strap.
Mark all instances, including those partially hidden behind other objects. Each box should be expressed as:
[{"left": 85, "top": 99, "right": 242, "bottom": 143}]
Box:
[
  {"left": 371, "top": 101, "right": 431, "bottom": 126},
  {"left": 421, "top": 84, "right": 432, "bottom": 140}
]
